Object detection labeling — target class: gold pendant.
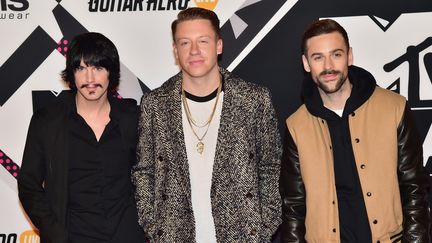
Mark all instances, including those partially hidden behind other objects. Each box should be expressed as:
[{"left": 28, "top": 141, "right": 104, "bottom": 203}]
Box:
[{"left": 197, "top": 141, "right": 204, "bottom": 154}]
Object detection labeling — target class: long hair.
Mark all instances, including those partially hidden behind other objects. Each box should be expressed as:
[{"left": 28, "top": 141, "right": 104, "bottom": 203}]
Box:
[{"left": 61, "top": 32, "right": 120, "bottom": 92}]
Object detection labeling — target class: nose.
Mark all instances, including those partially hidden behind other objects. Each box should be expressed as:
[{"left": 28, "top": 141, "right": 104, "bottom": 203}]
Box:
[
  {"left": 190, "top": 41, "right": 200, "bottom": 55},
  {"left": 85, "top": 68, "right": 95, "bottom": 82},
  {"left": 324, "top": 56, "right": 334, "bottom": 70}
]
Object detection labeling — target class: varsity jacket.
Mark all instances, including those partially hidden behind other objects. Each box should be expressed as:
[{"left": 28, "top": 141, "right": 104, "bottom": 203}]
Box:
[{"left": 280, "top": 65, "right": 429, "bottom": 243}]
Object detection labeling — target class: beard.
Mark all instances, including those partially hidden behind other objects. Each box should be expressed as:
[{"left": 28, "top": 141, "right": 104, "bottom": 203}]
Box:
[{"left": 315, "top": 69, "right": 348, "bottom": 94}]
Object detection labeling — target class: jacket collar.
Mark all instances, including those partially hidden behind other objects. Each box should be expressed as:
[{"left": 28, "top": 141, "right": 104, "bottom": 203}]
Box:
[{"left": 302, "top": 65, "right": 376, "bottom": 120}]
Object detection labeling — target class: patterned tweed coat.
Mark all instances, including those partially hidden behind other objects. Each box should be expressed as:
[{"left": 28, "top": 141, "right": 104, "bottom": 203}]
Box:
[{"left": 132, "top": 68, "right": 282, "bottom": 243}]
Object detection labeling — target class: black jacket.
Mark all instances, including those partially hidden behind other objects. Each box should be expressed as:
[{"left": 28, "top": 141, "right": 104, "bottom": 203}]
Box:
[{"left": 18, "top": 92, "right": 140, "bottom": 243}]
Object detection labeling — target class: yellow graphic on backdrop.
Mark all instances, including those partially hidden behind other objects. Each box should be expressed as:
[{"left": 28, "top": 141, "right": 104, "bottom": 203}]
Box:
[
  {"left": 20, "top": 230, "right": 40, "bottom": 243},
  {"left": 194, "top": 0, "right": 218, "bottom": 10}
]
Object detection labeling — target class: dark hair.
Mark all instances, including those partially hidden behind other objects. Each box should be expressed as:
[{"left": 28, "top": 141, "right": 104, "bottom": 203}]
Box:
[
  {"left": 171, "top": 7, "right": 221, "bottom": 42},
  {"left": 61, "top": 32, "right": 120, "bottom": 92},
  {"left": 301, "top": 19, "right": 350, "bottom": 55}
]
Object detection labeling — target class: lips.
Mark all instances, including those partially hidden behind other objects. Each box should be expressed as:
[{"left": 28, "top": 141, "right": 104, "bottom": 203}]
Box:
[
  {"left": 321, "top": 74, "right": 338, "bottom": 81},
  {"left": 320, "top": 70, "right": 340, "bottom": 82},
  {"left": 189, "top": 59, "right": 204, "bottom": 65}
]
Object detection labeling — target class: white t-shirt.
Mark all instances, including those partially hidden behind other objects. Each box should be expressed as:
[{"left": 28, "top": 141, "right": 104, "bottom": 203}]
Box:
[{"left": 181, "top": 90, "right": 224, "bottom": 243}]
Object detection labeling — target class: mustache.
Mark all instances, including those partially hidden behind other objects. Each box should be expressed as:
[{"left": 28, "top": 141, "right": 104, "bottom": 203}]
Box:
[
  {"left": 319, "top": 70, "right": 340, "bottom": 76},
  {"left": 80, "top": 83, "right": 103, "bottom": 89}
]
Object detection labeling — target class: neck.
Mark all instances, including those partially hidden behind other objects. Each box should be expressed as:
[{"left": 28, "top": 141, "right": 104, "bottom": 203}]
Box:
[
  {"left": 319, "top": 80, "right": 352, "bottom": 110},
  {"left": 182, "top": 68, "right": 221, "bottom": 97}
]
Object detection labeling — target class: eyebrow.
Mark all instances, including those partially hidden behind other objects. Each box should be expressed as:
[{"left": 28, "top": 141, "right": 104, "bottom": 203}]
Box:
[
  {"left": 176, "top": 35, "right": 212, "bottom": 41},
  {"left": 310, "top": 48, "right": 345, "bottom": 57}
]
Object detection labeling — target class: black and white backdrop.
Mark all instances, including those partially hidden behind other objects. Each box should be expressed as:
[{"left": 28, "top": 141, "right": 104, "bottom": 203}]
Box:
[{"left": 1, "top": 0, "right": 431, "bottom": 241}]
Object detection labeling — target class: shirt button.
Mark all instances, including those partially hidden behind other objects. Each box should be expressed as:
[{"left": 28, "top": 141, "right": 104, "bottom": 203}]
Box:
[
  {"left": 367, "top": 192, "right": 372, "bottom": 197},
  {"left": 332, "top": 228, "right": 336, "bottom": 233},
  {"left": 158, "top": 156, "right": 163, "bottom": 161},
  {"left": 360, "top": 164, "right": 366, "bottom": 169},
  {"left": 246, "top": 192, "right": 253, "bottom": 199},
  {"left": 355, "top": 138, "right": 360, "bottom": 143},
  {"left": 250, "top": 228, "right": 257, "bottom": 235},
  {"left": 351, "top": 112, "right": 356, "bottom": 117},
  {"left": 373, "top": 219, "right": 378, "bottom": 224}
]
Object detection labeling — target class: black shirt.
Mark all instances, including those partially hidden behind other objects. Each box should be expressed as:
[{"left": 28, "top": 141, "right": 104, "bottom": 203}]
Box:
[
  {"left": 327, "top": 116, "right": 371, "bottom": 243},
  {"left": 67, "top": 99, "right": 144, "bottom": 243}
]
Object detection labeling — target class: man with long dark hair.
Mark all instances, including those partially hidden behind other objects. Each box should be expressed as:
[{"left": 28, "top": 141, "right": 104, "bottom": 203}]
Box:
[{"left": 18, "top": 32, "right": 146, "bottom": 243}]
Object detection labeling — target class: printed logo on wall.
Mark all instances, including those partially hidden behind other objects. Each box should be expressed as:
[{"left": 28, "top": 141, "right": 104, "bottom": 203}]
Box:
[
  {"left": 85, "top": 0, "right": 221, "bottom": 12},
  {"left": 385, "top": 34, "right": 432, "bottom": 173},
  {"left": 87, "top": 0, "right": 192, "bottom": 12},
  {"left": 0, "top": 0, "right": 30, "bottom": 20},
  {"left": 385, "top": 35, "right": 432, "bottom": 170},
  {"left": 0, "top": 229, "right": 39, "bottom": 243},
  {"left": 195, "top": 0, "right": 218, "bottom": 10},
  {"left": 20, "top": 230, "right": 40, "bottom": 243}
]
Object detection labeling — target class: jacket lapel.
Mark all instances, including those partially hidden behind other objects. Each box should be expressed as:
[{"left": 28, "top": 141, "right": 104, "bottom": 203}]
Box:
[
  {"left": 164, "top": 75, "right": 193, "bottom": 201},
  {"left": 47, "top": 95, "right": 72, "bottom": 228},
  {"left": 212, "top": 71, "right": 235, "bottom": 187},
  {"left": 111, "top": 97, "right": 139, "bottom": 166}
]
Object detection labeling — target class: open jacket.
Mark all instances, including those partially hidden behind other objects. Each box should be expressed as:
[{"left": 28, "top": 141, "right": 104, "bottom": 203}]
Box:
[
  {"left": 18, "top": 92, "right": 139, "bottom": 243},
  {"left": 280, "top": 66, "right": 429, "bottom": 243},
  {"left": 132, "top": 68, "right": 282, "bottom": 242}
]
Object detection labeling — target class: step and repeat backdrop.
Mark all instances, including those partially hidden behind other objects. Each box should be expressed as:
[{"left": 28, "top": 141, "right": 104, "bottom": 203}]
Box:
[{"left": 1, "top": 0, "right": 431, "bottom": 241}]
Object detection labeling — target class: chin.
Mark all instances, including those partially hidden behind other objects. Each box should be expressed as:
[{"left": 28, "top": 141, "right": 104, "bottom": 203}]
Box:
[{"left": 185, "top": 70, "right": 210, "bottom": 78}]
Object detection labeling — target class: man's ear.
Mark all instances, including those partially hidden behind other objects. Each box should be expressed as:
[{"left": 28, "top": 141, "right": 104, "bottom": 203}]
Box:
[
  {"left": 217, "top": 38, "right": 223, "bottom": 55},
  {"left": 173, "top": 42, "right": 178, "bottom": 59},
  {"left": 302, "top": 55, "right": 311, "bottom": 72},
  {"left": 348, "top": 47, "right": 353, "bottom": 66}
]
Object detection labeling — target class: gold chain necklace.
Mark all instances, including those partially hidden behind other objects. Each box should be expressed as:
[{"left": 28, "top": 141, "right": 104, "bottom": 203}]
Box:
[
  {"left": 182, "top": 80, "right": 222, "bottom": 154},
  {"left": 182, "top": 86, "right": 220, "bottom": 128}
]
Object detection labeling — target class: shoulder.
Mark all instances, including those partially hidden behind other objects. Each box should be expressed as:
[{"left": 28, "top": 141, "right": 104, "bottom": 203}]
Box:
[
  {"left": 141, "top": 73, "right": 181, "bottom": 103},
  {"left": 366, "top": 86, "right": 407, "bottom": 124},
  {"left": 372, "top": 86, "right": 406, "bottom": 105},
  {"left": 25, "top": 96, "right": 71, "bottom": 138},
  {"left": 111, "top": 96, "right": 138, "bottom": 113},
  {"left": 287, "top": 104, "right": 309, "bottom": 120},
  {"left": 31, "top": 97, "right": 69, "bottom": 123},
  {"left": 286, "top": 105, "right": 309, "bottom": 127},
  {"left": 369, "top": 87, "right": 406, "bottom": 115},
  {"left": 222, "top": 68, "right": 272, "bottom": 101}
]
